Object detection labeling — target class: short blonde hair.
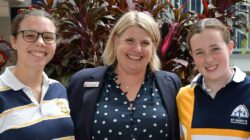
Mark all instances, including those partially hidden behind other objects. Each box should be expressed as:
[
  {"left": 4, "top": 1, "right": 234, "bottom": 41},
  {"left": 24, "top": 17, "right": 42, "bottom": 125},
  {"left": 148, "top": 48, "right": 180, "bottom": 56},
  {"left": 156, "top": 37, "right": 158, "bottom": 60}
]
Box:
[{"left": 102, "top": 11, "right": 161, "bottom": 72}]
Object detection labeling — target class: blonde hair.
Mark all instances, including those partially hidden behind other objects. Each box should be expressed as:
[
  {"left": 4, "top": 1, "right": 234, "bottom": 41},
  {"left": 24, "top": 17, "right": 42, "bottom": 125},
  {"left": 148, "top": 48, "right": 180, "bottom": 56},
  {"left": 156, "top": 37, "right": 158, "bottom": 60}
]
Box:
[
  {"left": 187, "top": 18, "right": 230, "bottom": 50},
  {"left": 102, "top": 11, "right": 161, "bottom": 72}
]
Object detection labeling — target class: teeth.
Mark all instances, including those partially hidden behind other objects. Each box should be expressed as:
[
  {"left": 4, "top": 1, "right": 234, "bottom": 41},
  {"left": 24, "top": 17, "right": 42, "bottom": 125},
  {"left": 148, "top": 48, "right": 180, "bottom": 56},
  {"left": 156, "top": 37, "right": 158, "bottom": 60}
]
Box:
[
  {"left": 30, "top": 51, "right": 46, "bottom": 57},
  {"left": 206, "top": 65, "right": 217, "bottom": 71},
  {"left": 128, "top": 55, "right": 141, "bottom": 60}
]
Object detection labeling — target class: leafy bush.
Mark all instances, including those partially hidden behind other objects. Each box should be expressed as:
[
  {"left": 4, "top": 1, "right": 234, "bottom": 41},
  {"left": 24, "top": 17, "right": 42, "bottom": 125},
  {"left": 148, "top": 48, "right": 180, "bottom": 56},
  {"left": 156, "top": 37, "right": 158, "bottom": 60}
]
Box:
[
  {"left": 32, "top": 0, "right": 249, "bottom": 85},
  {"left": 0, "top": 39, "right": 15, "bottom": 72},
  {"left": 160, "top": 0, "right": 249, "bottom": 85}
]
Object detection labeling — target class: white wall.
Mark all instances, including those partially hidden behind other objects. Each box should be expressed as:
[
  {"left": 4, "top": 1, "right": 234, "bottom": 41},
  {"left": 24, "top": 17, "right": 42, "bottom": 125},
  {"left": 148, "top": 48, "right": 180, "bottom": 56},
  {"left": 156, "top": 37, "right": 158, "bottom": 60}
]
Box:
[
  {"left": 230, "top": 54, "right": 250, "bottom": 72},
  {"left": 0, "top": 17, "right": 11, "bottom": 41}
]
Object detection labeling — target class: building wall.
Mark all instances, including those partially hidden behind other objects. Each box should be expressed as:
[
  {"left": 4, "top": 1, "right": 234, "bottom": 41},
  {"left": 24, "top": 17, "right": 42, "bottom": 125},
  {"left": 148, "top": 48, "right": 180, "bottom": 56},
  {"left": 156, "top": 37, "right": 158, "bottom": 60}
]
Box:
[{"left": 0, "top": 17, "right": 11, "bottom": 41}]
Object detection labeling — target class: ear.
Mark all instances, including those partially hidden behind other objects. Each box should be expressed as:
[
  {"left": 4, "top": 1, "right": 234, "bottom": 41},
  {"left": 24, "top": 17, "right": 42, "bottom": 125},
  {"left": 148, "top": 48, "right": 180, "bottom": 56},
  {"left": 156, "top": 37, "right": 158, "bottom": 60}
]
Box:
[
  {"left": 10, "top": 35, "right": 17, "bottom": 50},
  {"left": 189, "top": 50, "right": 193, "bottom": 57},
  {"left": 113, "top": 35, "right": 119, "bottom": 45},
  {"left": 228, "top": 40, "right": 234, "bottom": 55},
  {"left": 153, "top": 42, "right": 157, "bottom": 49}
]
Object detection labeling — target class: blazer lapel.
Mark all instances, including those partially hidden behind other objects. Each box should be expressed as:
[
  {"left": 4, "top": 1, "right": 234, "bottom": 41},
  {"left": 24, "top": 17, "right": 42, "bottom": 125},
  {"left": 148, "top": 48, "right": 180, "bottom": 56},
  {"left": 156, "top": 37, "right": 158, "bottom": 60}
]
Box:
[
  {"left": 81, "top": 67, "right": 108, "bottom": 139},
  {"left": 154, "top": 71, "right": 176, "bottom": 114},
  {"left": 154, "top": 71, "right": 178, "bottom": 139}
]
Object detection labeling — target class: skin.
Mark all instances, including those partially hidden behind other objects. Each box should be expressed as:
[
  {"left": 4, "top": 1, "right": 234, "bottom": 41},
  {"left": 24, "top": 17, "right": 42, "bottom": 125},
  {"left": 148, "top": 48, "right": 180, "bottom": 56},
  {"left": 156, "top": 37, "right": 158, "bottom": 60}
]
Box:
[
  {"left": 114, "top": 25, "right": 154, "bottom": 75},
  {"left": 11, "top": 16, "right": 57, "bottom": 71},
  {"left": 190, "top": 28, "right": 234, "bottom": 93},
  {"left": 10, "top": 16, "right": 57, "bottom": 101},
  {"left": 114, "top": 25, "right": 155, "bottom": 101}
]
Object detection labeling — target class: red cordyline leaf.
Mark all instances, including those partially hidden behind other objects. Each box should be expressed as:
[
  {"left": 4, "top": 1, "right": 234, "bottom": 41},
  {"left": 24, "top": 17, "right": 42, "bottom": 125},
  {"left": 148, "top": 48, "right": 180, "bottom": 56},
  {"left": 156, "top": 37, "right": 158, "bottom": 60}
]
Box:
[
  {"left": 161, "top": 31, "right": 173, "bottom": 56},
  {"left": 0, "top": 51, "right": 8, "bottom": 66},
  {"left": 45, "top": 0, "right": 54, "bottom": 7},
  {"left": 161, "top": 22, "right": 179, "bottom": 57},
  {"left": 17, "top": 9, "right": 24, "bottom": 15},
  {"left": 198, "top": 14, "right": 206, "bottom": 19},
  {"left": 202, "top": 0, "right": 208, "bottom": 17}
]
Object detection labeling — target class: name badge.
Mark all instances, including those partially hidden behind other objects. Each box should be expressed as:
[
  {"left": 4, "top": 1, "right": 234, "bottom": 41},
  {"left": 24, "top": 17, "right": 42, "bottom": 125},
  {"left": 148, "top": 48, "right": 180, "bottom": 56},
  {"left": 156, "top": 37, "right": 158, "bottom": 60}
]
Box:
[{"left": 83, "top": 81, "right": 100, "bottom": 87}]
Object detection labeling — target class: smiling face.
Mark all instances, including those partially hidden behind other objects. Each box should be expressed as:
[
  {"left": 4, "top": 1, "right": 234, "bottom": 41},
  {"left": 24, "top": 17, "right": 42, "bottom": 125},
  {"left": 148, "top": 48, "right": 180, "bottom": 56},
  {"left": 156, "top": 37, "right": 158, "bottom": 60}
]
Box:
[
  {"left": 114, "top": 25, "right": 155, "bottom": 74},
  {"left": 11, "top": 15, "right": 57, "bottom": 71},
  {"left": 190, "top": 28, "right": 234, "bottom": 82}
]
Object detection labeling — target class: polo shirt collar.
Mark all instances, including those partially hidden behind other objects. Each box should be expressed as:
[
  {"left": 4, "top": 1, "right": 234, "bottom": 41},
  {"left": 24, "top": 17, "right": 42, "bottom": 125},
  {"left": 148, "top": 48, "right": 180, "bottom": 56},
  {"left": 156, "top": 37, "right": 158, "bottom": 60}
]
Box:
[
  {"left": 0, "top": 66, "right": 50, "bottom": 91},
  {"left": 190, "top": 66, "right": 246, "bottom": 88}
]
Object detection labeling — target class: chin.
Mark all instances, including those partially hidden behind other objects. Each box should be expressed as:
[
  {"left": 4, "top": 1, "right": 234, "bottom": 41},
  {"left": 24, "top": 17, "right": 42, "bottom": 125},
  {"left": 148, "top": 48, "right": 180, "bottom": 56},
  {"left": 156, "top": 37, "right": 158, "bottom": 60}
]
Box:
[{"left": 32, "top": 63, "right": 46, "bottom": 69}]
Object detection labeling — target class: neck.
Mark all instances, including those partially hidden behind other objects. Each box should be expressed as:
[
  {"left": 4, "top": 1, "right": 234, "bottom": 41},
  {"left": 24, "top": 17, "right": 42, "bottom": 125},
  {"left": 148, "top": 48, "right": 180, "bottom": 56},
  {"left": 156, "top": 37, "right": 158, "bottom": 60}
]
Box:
[
  {"left": 204, "top": 68, "right": 234, "bottom": 94},
  {"left": 115, "top": 67, "right": 145, "bottom": 87},
  {"left": 115, "top": 67, "right": 145, "bottom": 101},
  {"left": 12, "top": 66, "right": 43, "bottom": 89}
]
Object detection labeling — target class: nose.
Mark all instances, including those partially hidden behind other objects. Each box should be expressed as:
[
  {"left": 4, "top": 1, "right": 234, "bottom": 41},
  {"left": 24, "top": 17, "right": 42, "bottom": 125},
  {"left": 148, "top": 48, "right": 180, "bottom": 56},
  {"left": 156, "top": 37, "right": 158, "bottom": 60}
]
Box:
[
  {"left": 204, "top": 53, "right": 214, "bottom": 64},
  {"left": 134, "top": 43, "right": 142, "bottom": 53},
  {"left": 36, "top": 34, "right": 46, "bottom": 45}
]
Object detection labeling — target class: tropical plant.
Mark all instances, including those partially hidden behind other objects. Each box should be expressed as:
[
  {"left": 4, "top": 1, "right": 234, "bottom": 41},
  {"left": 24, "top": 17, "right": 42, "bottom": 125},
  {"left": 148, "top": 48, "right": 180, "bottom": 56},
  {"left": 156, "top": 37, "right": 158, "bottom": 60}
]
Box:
[
  {"left": 159, "top": 0, "right": 249, "bottom": 85},
  {"left": 33, "top": 0, "right": 168, "bottom": 84},
  {"left": 0, "top": 38, "right": 15, "bottom": 72},
  {"left": 31, "top": 0, "right": 249, "bottom": 85},
  {"left": 132, "top": 0, "right": 167, "bottom": 18},
  {"left": 33, "top": 0, "right": 133, "bottom": 84}
]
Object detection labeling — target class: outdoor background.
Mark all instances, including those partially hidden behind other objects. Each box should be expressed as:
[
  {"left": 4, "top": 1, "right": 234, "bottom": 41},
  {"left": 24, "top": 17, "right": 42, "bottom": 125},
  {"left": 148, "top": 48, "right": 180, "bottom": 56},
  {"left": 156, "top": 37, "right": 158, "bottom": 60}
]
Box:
[{"left": 0, "top": 0, "right": 249, "bottom": 85}]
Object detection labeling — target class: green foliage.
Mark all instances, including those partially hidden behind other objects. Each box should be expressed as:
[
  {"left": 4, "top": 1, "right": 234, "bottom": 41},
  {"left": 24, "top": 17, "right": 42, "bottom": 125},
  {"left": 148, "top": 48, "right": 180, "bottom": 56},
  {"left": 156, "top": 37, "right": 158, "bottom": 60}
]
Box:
[
  {"left": 33, "top": 0, "right": 167, "bottom": 85},
  {"left": 160, "top": 0, "right": 249, "bottom": 85},
  {"left": 34, "top": 0, "right": 130, "bottom": 84},
  {"left": 159, "top": 1, "right": 197, "bottom": 85},
  {"left": 0, "top": 39, "right": 14, "bottom": 71},
  {"left": 33, "top": 0, "right": 249, "bottom": 85}
]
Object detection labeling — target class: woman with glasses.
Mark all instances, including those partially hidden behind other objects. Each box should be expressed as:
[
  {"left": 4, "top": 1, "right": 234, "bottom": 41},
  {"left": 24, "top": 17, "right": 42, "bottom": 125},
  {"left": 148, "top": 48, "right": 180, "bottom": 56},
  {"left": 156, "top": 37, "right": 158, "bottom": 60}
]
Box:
[{"left": 0, "top": 9, "right": 74, "bottom": 139}]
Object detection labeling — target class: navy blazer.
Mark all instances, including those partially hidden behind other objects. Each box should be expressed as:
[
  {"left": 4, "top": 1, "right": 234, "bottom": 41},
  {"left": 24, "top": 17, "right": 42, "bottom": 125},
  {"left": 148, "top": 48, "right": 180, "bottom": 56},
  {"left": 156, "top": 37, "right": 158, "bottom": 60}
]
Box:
[{"left": 68, "top": 66, "right": 181, "bottom": 140}]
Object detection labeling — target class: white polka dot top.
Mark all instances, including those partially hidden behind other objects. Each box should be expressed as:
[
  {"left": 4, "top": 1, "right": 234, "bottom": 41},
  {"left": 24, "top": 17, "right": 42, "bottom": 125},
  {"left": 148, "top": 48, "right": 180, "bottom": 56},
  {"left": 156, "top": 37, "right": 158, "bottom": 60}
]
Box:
[{"left": 91, "top": 68, "right": 170, "bottom": 140}]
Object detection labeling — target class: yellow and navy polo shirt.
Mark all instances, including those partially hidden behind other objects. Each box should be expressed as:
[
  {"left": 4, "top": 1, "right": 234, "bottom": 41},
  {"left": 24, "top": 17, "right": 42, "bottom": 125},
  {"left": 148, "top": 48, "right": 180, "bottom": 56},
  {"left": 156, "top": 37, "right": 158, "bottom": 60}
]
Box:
[{"left": 177, "top": 66, "right": 250, "bottom": 140}]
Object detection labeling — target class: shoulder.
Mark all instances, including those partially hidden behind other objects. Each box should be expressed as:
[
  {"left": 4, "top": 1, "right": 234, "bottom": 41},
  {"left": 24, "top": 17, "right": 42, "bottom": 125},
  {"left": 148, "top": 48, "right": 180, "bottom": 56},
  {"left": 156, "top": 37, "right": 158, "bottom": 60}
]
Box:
[
  {"left": 155, "top": 70, "right": 180, "bottom": 80},
  {"left": 0, "top": 80, "right": 11, "bottom": 92},
  {"left": 42, "top": 71, "right": 66, "bottom": 91},
  {"left": 176, "top": 84, "right": 195, "bottom": 100},
  {"left": 154, "top": 70, "right": 182, "bottom": 87},
  {"left": 153, "top": 70, "right": 182, "bottom": 99},
  {"left": 178, "top": 84, "right": 194, "bottom": 94},
  {"left": 244, "top": 76, "right": 250, "bottom": 83},
  {"left": 48, "top": 78, "right": 66, "bottom": 90},
  {"left": 71, "top": 66, "right": 108, "bottom": 80},
  {"left": 67, "top": 66, "right": 109, "bottom": 91}
]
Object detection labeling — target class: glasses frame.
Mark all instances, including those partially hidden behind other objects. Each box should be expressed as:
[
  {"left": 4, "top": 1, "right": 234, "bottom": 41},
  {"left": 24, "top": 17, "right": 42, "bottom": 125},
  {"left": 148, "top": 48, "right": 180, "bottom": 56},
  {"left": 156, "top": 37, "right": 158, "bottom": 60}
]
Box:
[{"left": 16, "top": 30, "right": 58, "bottom": 44}]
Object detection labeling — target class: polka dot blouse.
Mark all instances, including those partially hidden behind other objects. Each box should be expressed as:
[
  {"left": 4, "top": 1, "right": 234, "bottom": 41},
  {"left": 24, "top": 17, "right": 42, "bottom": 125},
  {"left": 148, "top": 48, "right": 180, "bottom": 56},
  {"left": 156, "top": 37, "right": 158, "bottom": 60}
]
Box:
[{"left": 91, "top": 68, "right": 170, "bottom": 140}]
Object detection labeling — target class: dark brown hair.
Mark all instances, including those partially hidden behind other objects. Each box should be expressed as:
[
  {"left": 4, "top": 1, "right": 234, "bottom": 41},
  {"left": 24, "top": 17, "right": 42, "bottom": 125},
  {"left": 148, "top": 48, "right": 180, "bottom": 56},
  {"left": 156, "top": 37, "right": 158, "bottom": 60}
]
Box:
[
  {"left": 187, "top": 18, "right": 230, "bottom": 50},
  {"left": 11, "top": 9, "right": 58, "bottom": 36}
]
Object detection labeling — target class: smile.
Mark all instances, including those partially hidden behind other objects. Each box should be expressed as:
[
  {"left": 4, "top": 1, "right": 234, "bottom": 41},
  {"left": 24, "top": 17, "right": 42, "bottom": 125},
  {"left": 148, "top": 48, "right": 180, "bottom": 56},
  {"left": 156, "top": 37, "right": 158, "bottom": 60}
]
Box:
[
  {"left": 127, "top": 54, "right": 142, "bottom": 60},
  {"left": 205, "top": 64, "right": 218, "bottom": 71},
  {"left": 29, "top": 50, "right": 47, "bottom": 57}
]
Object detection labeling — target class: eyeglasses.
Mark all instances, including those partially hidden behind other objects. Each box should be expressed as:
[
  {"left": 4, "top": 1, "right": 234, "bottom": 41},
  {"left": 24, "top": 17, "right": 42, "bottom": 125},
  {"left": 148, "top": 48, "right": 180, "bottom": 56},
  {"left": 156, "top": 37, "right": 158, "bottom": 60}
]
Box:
[{"left": 16, "top": 30, "right": 58, "bottom": 44}]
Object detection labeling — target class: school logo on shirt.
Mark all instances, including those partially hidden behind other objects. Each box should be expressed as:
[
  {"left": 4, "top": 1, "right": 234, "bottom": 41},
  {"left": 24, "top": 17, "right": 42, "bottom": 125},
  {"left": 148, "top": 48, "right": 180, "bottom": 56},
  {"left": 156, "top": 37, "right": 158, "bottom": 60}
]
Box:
[
  {"left": 230, "top": 104, "right": 249, "bottom": 125},
  {"left": 57, "top": 100, "right": 70, "bottom": 115}
]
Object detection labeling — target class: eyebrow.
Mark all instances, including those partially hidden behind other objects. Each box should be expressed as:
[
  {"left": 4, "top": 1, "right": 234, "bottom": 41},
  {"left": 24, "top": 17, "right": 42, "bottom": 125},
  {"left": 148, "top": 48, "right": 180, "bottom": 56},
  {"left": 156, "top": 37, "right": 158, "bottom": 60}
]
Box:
[
  {"left": 209, "top": 44, "right": 219, "bottom": 47},
  {"left": 192, "top": 48, "right": 203, "bottom": 53},
  {"left": 192, "top": 44, "right": 219, "bottom": 52}
]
